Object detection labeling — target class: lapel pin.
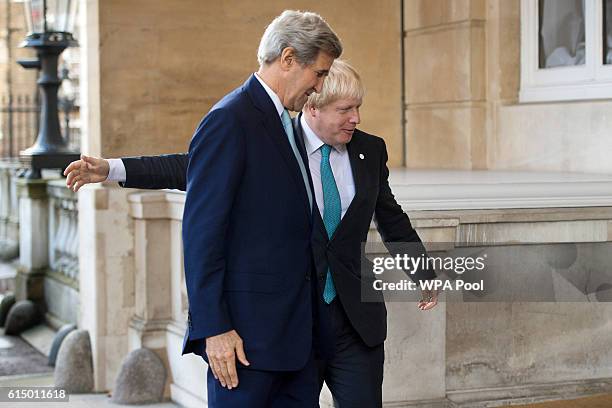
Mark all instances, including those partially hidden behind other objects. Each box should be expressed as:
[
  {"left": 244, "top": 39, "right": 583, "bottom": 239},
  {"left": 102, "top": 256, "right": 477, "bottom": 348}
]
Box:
[{"left": 359, "top": 153, "right": 365, "bottom": 160}]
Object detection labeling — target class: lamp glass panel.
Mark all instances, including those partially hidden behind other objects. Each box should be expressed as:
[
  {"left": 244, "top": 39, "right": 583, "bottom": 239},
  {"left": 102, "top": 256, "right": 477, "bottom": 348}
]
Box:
[
  {"left": 44, "top": 0, "right": 76, "bottom": 32},
  {"left": 22, "top": 0, "right": 33, "bottom": 33},
  {"left": 29, "top": 0, "right": 45, "bottom": 33},
  {"left": 45, "top": 0, "right": 58, "bottom": 31}
]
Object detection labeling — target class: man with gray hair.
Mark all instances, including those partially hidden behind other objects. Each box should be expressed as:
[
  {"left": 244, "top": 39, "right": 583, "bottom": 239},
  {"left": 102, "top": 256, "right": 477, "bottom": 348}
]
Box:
[{"left": 185, "top": 10, "right": 340, "bottom": 407}]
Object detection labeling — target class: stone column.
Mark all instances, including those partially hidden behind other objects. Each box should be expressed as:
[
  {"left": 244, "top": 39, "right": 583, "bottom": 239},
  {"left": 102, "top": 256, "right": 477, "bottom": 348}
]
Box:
[
  {"left": 15, "top": 178, "right": 49, "bottom": 303},
  {"left": 128, "top": 192, "right": 174, "bottom": 398},
  {"left": 404, "top": 0, "right": 487, "bottom": 169}
]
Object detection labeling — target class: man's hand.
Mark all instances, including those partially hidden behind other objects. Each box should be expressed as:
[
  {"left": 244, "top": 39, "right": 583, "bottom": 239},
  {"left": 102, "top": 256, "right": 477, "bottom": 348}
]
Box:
[
  {"left": 63, "top": 154, "right": 110, "bottom": 192},
  {"left": 418, "top": 288, "right": 439, "bottom": 311},
  {"left": 206, "top": 329, "right": 250, "bottom": 389}
]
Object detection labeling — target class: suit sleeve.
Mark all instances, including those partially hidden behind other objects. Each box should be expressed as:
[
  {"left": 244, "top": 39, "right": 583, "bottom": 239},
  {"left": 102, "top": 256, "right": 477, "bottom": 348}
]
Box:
[
  {"left": 119, "top": 154, "right": 188, "bottom": 191},
  {"left": 182, "top": 108, "right": 245, "bottom": 343},
  {"left": 373, "top": 138, "right": 436, "bottom": 283}
]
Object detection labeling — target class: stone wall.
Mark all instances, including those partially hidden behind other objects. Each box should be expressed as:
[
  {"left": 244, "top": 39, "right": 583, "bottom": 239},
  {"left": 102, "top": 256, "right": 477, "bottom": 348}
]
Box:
[
  {"left": 404, "top": 0, "right": 612, "bottom": 173},
  {"left": 0, "top": 0, "right": 37, "bottom": 98},
  {"left": 404, "top": 0, "right": 487, "bottom": 169},
  {"left": 86, "top": 0, "right": 404, "bottom": 165}
]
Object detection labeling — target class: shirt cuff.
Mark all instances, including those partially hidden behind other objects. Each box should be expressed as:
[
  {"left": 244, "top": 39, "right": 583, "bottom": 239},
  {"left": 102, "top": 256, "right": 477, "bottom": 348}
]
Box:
[{"left": 106, "top": 158, "right": 127, "bottom": 182}]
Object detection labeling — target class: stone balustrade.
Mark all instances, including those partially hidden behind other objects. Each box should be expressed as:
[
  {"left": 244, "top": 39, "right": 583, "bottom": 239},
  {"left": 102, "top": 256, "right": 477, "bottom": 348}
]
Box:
[
  {"left": 0, "top": 167, "right": 80, "bottom": 325},
  {"left": 0, "top": 159, "right": 24, "bottom": 262},
  {"left": 47, "top": 180, "right": 79, "bottom": 282},
  {"left": 125, "top": 170, "right": 612, "bottom": 408}
]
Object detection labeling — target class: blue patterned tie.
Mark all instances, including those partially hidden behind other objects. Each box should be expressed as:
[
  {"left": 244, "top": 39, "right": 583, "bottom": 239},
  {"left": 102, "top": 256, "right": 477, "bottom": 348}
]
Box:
[
  {"left": 320, "top": 144, "right": 339, "bottom": 303},
  {"left": 281, "top": 110, "right": 313, "bottom": 209}
]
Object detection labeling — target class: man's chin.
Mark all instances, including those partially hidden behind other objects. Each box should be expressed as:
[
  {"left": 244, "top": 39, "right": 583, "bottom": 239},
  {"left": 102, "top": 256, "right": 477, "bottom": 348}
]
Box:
[{"left": 294, "top": 100, "right": 307, "bottom": 112}]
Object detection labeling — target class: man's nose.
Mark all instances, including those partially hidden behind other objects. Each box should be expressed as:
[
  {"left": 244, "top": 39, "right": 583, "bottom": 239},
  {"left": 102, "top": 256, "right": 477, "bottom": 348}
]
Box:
[{"left": 350, "top": 109, "right": 361, "bottom": 124}]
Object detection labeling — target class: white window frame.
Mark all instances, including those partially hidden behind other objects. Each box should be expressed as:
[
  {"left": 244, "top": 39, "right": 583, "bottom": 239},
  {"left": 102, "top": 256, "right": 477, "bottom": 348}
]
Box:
[{"left": 520, "top": 0, "right": 612, "bottom": 102}]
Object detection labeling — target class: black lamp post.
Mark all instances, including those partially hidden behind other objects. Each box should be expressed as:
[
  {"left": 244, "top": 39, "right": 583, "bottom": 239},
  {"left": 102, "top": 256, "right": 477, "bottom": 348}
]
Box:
[{"left": 17, "top": 0, "right": 79, "bottom": 178}]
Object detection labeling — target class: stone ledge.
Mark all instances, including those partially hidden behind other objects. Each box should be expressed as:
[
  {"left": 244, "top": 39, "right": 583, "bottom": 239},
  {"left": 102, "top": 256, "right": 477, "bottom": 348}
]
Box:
[
  {"left": 390, "top": 170, "right": 612, "bottom": 210},
  {"left": 127, "top": 170, "right": 612, "bottom": 216},
  {"left": 446, "top": 377, "right": 612, "bottom": 407}
]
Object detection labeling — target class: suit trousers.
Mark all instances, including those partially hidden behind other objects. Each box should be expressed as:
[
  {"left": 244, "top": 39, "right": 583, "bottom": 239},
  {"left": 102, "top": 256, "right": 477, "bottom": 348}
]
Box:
[
  {"left": 206, "top": 353, "right": 318, "bottom": 408},
  {"left": 317, "top": 298, "right": 384, "bottom": 408}
]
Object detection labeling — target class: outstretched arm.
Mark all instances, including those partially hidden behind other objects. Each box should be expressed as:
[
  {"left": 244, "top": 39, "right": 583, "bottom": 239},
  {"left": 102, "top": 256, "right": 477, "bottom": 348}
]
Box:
[
  {"left": 64, "top": 153, "right": 188, "bottom": 192},
  {"left": 120, "top": 154, "right": 188, "bottom": 191}
]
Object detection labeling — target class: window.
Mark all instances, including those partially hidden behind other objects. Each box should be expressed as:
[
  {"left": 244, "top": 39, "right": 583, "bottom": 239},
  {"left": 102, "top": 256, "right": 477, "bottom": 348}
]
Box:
[{"left": 520, "top": 0, "right": 612, "bottom": 102}]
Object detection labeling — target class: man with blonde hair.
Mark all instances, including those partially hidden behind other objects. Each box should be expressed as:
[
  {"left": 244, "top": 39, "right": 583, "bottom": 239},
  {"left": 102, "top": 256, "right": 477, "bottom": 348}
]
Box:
[
  {"left": 65, "top": 59, "right": 437, "bottom": 407},
  {"left": 296, "top": 59, "right": 437, "bottom": 407}
]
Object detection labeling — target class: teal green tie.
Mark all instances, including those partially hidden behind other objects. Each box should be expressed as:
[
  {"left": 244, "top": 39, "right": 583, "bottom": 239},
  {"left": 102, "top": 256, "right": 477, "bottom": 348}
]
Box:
[
  {"left": 281, "top": 109, "right": 313, "bottom": 209},
  {"left": 320, "top": 144, "right": 339, "bottom": 303}
]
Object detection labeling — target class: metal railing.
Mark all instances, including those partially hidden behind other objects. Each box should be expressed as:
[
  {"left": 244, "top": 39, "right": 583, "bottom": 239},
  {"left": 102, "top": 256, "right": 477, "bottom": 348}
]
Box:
[
  {"left": 0, "top": 93, "right": 80, "bottom": 158},
  {"left": 0, "top": 93, "right": 39, "bottom": 158}
]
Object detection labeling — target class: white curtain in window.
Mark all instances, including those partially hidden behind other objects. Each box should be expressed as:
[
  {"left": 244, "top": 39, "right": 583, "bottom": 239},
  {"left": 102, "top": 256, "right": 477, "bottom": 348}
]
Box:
[
  {"left": 606, "top": 0, "right": 612, "bottom": 64},
  {"left": 539, "top": 0, "right": 586, "bottom": 68}
]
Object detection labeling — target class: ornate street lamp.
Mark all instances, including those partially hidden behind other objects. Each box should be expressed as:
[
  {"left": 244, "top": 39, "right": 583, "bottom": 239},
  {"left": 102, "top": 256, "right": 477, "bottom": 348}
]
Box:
[{"left": 17, "top": 0, "right": 79, "bottom": 178}]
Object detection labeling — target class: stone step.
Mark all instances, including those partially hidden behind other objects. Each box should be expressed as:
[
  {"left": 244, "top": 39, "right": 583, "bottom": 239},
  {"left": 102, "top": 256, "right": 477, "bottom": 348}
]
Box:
[{"left": 20, "top": 324, "right": 57, "bottom": 357}]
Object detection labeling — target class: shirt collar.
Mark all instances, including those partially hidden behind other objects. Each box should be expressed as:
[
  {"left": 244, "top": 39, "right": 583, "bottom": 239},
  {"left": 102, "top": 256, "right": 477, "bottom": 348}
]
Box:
[
  {"left": 254, "top": 73, "right": 284, "bottom": 117},
  {"left": 300, "top": 114, "right": 347, "bottom": 156}
]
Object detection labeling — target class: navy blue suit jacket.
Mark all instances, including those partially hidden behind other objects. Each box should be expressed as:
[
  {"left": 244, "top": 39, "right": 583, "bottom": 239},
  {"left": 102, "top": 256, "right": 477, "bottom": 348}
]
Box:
[
  {"left": 118, "top": 115, "right": 435, "bottom": 351},
  {"left": 181, "top": 75, "right": 315, "bottom": 371}
]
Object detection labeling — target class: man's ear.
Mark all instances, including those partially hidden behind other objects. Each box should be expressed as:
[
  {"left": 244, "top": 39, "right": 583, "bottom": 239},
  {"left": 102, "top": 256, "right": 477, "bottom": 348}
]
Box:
[
  {"left": 307, "top": 105, "right": 318, "bottom": 118},
  {"left": 279, "top": 47, "right": 296, "bottom": 71}
]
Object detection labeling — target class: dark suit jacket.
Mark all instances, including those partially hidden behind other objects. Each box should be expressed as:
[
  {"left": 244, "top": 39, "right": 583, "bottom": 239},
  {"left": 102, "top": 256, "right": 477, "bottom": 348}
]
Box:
[
  {"left": 121, "top": 154, "right": 187, "bottom": 191},
  {"left": 119, "top": 114, "right": 434, "bottom": 349},
  {"left": 180, "top": 75, "right": 315, "bottom": 371},
  {"left": 293, "top": 115, "right": 435, "bottom": 347}
]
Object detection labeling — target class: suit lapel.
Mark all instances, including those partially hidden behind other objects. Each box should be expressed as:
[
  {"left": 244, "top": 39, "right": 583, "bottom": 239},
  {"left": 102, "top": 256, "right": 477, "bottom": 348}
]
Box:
[
  {"left": 245, "top": 75, "right": 312, "bottom": 218},
  {"left": 294, "top": 113, "right": 325, "bottom": 233}
]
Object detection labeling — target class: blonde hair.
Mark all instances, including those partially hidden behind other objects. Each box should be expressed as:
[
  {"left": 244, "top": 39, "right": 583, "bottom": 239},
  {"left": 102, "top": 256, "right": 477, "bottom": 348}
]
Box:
[
  {"left": 304, "top": 59, "right": 365, "bottom": 109},
  {"left": 257, "top": 10, "right": 342, "bottom": 66}
]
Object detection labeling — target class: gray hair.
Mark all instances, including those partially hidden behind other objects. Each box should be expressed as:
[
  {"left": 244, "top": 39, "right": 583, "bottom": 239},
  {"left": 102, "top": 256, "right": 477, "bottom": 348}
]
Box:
[{"left": 257, "top": 10, "right": 343, "bottom": 66}]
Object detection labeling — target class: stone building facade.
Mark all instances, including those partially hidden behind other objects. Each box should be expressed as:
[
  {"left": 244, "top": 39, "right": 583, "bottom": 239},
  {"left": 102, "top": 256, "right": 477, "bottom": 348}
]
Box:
[{"left": 4, "top": 0, "right": 612, "bottom": 407}]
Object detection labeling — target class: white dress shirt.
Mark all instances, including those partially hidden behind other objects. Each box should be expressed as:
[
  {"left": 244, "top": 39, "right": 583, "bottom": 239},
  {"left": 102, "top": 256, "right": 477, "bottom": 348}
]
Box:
[
  {"left": 106, "top": 158, "right": 126, "bottom": 182},
  {"left": 300, "top": 115, "right": 355, "bottom": 219},
  {"left": 254, "top": 72, "right": 285, "bottom": 117},
  {"left": 106, "top": 73, "right": 284, "bottom": 184}
]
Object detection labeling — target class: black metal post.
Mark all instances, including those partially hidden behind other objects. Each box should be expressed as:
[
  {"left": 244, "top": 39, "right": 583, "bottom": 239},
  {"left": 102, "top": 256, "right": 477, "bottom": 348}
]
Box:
[{"left": 17, "top": 32, "right": 79, "bottom": 178}]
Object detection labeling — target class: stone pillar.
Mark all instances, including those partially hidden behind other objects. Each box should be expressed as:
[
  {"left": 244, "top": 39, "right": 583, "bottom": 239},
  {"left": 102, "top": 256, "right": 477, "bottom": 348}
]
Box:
[
  {"left": 128, "top": 202, "right": 172, "bottom": 348},
  {"left": 404, "top": 0, "right": 487, "bottom": 169},
  {"left": 15, "top": 178, "right": 50, "bottom": 303},
  {"left": 128, "top": 192, "right": 174, "bottom": 398}
]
